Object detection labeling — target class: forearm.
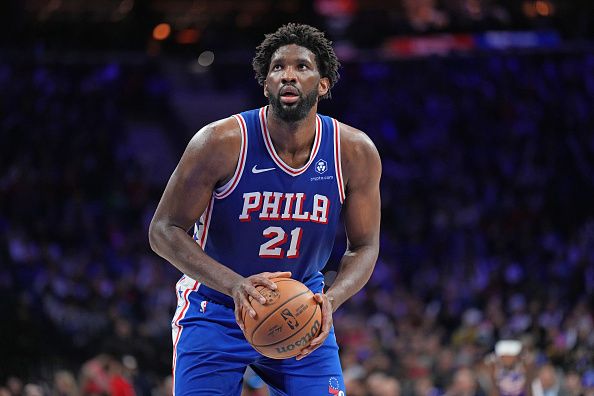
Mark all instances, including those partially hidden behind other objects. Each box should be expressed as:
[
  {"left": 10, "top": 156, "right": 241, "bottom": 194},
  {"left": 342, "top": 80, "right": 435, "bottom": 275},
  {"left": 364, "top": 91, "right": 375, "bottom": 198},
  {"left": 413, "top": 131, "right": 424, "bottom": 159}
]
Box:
[
  {"left": 325, "top": 244, "right": 378, "bottom": 311},
  {"left": 149, "top": 222, "right": 242, "bottom": 296}
]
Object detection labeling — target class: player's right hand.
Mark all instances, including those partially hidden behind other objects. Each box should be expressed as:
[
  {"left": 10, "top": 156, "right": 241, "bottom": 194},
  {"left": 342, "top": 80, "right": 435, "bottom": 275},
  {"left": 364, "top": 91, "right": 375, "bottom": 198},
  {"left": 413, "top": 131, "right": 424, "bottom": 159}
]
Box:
[{"left": 231, "top": 271, "right": 292, "bottom": 331}]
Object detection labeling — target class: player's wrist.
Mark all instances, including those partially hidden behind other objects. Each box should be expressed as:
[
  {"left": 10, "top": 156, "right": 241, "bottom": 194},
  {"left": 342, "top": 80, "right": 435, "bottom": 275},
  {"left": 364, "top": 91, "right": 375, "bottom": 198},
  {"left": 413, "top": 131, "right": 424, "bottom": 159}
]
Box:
[
  {"left": 324, "top": 292, "right": 338, "bottom": 312},
  {"left": 225, "top": 274, "right": 247, "bottom": 297}
]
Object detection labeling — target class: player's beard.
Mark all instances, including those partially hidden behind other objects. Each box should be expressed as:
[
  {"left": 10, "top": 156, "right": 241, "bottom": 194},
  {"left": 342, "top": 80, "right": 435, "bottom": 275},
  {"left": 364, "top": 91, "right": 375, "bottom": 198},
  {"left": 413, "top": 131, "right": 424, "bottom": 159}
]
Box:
[{"left": 268, "top": 87, "right": 319, "bottom": 123}]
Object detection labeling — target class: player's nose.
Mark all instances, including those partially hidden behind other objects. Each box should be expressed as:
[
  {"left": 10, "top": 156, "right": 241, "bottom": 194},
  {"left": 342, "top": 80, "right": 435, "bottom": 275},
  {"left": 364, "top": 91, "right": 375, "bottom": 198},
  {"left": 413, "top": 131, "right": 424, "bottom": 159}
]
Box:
[{"left": 281, "top": 66, "right": 297, "bottom": 83}]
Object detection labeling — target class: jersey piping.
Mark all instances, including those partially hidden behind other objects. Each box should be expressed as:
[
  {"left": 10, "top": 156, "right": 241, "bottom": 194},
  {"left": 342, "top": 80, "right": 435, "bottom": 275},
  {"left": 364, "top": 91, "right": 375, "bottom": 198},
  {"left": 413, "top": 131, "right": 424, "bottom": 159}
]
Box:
[{"left": 259, "top": 106, "right": 322, "bottom": 177}]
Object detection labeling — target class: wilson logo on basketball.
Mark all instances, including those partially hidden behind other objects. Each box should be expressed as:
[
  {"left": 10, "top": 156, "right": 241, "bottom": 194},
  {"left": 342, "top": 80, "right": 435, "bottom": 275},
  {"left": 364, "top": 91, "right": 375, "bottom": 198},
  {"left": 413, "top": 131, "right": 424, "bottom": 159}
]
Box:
[{"left": 274, "top": 319, "right": 320, "bottom": 354}]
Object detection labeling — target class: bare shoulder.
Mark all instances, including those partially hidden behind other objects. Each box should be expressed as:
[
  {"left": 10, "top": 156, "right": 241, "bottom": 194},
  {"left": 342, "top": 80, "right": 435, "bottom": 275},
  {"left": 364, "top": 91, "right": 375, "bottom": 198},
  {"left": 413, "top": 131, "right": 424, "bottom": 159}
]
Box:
[
  {"left": 187, "top": 116, "right": 242, "bottom": 154},
  {"left": 337, "top": 122, "right": 381, "bottom": 187},
  {"left": 182, "top": 116, "right": 243, "bottom": 187}
]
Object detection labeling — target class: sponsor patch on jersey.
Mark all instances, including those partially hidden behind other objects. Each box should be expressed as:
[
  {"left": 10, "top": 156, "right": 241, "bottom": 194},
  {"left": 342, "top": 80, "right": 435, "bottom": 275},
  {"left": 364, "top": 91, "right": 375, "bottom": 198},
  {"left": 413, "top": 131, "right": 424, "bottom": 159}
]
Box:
[
  {"left": 310, "top": 175, "right": 334, "bottom": 182},
  {"left": 315, "top": 159, "right": 328, "bottom": 174}
]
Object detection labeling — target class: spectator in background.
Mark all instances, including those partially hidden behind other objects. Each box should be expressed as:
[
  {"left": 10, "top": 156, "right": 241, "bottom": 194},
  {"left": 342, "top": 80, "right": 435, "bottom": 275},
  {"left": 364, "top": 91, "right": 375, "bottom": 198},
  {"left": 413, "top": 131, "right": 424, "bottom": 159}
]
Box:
[
  {"left": 79, "top": 354, "right": 136, "bottom": 396},
  {"left": 23, "top": 384, "right": 44, "bottom": 396},
  {"left": 53, "top": 370, "right": 78, "bottom": 396},
  {"left": 413, "top": 376, "right": 440, "bottom": 396},
  {"left": 562, "top": 372, "right": 583, "bottom": 396},
  {"left": 367, "top": 372, "right": 402, "bottom": 396},
  {"left": 447, "top": 368, "right": 485, "bottom": 396},
  {"left": 106, "top": 357, "right": 136, "bottom": 396},
  {"left": 5, "top": 377, "right": 23, "bottom": 396},
  {"left": 532, "top": 365, "right": 563, "bottom": 396},
  {"left": 486, "top": 340, "right": 534, "bottom": 396}
]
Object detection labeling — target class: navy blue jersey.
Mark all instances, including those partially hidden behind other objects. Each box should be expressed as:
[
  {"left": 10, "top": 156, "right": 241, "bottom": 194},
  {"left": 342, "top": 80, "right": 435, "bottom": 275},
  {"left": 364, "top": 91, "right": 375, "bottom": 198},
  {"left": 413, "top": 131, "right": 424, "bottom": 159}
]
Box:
[{"left": 191, "top": 106, "right": 345, "bottom": 306}]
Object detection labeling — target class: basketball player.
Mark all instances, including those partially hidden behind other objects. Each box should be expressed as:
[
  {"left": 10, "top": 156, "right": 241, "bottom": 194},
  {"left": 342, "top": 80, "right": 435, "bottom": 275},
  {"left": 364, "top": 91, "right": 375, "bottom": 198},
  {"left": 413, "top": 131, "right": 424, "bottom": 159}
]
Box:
[{"left": 149, "top": 23, "right": 381, "bottom": 395}]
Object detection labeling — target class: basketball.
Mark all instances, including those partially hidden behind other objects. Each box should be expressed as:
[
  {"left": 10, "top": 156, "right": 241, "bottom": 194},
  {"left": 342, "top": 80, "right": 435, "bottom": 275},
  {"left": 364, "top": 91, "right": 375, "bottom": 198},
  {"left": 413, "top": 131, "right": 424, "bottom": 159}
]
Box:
[{"left": 242, "top": 278, "right": 322, "bottom": 359}]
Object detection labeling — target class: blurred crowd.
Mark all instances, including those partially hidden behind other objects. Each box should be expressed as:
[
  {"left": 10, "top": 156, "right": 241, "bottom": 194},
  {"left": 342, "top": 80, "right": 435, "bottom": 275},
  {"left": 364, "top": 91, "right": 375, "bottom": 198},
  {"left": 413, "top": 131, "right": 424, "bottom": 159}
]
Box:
[
  {"left": 1, "top": 46, "right": 594, "bottom": 395},
  {"left": 4, "top": 0, "right": 593, "bottom": 54},
  {"left": 0, "top": 58, "right": 179, "bottom": 391},
  {"left": 325, "top": 51, "right": 594, "bottom": 395}
]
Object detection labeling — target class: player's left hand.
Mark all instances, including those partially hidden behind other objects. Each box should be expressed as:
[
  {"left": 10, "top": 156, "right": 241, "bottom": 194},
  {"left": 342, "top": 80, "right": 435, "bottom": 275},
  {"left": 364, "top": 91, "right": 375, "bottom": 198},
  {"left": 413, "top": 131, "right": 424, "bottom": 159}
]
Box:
[{"left": 295, "top": 292, "right": 332, "bottom": 360}]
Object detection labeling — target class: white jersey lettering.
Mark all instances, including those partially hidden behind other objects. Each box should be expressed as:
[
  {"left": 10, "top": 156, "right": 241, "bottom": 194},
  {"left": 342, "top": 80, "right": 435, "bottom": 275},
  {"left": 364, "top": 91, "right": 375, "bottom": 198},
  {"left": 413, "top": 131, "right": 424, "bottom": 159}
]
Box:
[
  {"left": 281, "top": 193, "right": 296, "bottom": 220},
  {"left": 239, "top": 191, "right": 329, "bottom": 223},
  {"left": 259, "top": 191, "right": 283, "bottom": 220},
  {"left": 292, "top": 193, "right": 309, "bottom": 221},
  {"left": 239, "top": 192, "right": 262, "bottom": 222},
  {"left": 309, "top": 194, "right": 329, "bottom": 224}
]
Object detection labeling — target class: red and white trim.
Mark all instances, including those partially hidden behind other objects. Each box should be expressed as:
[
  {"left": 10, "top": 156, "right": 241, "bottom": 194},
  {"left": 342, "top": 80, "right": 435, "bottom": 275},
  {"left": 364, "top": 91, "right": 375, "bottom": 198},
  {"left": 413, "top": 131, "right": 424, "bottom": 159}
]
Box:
[
  {"left": 214, "top": 114, "right": 248, "bottom": 199},
  {"left": 259, "top": 106, "right": 322, "bottom": 177},
  {"left": 193, "top": 195, "right": 214, "bottom": 248},
  {"left": 332, "top": 118, "right": 346, "bottom": 203},
  {"left": 171, "top": 277, "right": 200, "bottom": 396}
]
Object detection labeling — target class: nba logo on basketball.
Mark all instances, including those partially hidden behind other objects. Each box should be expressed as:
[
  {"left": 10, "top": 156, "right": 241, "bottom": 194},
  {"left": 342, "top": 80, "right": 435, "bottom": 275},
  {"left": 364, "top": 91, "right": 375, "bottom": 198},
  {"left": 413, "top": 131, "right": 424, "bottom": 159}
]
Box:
[{"left": 280, "top": 308, "right": 299, "bottom": 330}]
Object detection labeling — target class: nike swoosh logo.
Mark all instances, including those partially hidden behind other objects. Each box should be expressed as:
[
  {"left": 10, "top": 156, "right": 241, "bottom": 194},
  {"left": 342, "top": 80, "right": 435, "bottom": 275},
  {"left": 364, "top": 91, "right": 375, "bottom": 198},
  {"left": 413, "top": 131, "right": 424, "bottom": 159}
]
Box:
[{"left": 252, "top": 165, "right": 276, "bottom": 174}]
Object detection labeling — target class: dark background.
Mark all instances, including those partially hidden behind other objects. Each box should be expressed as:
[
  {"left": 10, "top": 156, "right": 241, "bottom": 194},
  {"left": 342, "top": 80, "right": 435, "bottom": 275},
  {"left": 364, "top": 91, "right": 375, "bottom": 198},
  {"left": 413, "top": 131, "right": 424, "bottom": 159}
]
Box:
[{"left": 0, "top": 1, "right": 593, "bottom": 395}]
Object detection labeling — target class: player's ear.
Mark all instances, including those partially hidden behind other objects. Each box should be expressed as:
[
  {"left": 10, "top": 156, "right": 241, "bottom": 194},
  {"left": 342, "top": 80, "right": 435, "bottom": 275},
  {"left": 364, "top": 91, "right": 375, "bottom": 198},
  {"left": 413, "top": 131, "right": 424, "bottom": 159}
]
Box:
[
  {"left": 264, "top": 82, "right": 269, "bottom": 98},
  {"left": 318, "top": 77, "right": 329, "bottom": 98}
]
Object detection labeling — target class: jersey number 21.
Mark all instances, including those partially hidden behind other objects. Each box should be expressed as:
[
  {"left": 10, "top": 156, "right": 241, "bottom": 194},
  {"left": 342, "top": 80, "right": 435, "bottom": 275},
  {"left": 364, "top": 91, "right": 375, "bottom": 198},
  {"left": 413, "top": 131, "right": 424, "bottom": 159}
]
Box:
[{"left": 259, "top": 226, "right": 302, "bottom": 259}]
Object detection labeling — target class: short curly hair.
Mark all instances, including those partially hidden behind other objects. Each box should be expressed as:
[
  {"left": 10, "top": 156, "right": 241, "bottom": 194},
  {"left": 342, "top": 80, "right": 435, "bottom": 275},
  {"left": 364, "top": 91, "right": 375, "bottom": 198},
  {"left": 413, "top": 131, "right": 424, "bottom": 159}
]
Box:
[{"left": 252, "top": 23, "right": 340, "bottom": 100}]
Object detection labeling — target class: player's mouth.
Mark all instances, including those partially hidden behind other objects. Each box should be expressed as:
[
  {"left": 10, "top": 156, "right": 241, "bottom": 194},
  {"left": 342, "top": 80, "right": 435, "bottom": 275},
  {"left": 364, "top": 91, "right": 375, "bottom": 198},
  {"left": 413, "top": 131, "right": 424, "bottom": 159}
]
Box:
[{"left": 279, "top": 86, "right": 300, "bottom": 104}]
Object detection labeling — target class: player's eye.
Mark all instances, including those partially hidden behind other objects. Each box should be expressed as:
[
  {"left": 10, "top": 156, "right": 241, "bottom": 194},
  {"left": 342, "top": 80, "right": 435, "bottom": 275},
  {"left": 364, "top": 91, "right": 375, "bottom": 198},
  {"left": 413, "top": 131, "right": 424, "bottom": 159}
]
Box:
[
  {"left": 272, "top": 64, "right": 282, "bottom": 71},
  {"left": 298, "top": 64, "right": 308, "bottom": 70}
]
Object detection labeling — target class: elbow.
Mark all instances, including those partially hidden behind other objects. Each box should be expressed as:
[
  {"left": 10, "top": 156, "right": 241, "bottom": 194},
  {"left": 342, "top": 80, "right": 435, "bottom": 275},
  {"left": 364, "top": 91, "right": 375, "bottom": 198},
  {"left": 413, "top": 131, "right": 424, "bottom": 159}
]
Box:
[
  {"left": 348, "top": 241, "right": 379, "bottom": 261},
  {"left": 148, "top": 218, "right": 163, "bottom": 254},
  {"left": 372, "top": 243, "right": 380, "bottom": 263}
]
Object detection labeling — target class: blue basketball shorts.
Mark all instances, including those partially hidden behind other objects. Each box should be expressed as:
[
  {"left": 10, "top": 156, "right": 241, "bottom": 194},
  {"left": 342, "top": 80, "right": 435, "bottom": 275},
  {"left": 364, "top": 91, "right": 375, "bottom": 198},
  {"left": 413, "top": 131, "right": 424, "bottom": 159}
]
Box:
[{"left": 171, "top": 275, "right": 346, "bottom": 396}]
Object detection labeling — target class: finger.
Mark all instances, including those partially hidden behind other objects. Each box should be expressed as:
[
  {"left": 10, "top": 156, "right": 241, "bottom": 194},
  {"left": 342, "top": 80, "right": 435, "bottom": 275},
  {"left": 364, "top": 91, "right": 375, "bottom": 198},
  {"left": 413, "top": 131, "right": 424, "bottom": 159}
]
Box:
[
  {"left": 309, "top": 329, "right": 330, "bottom": 347},
  {"left": 262, "top": 271, "right": 292, "bottom": 279},
  {"left": 295, "top": 349, "right": 310, "bottom": 361},
  {"left": 251, "top": 276, "right": 280, "bottom": 291},
  {"left": 244, "top": 284, "right": 267, "bottom": 305},
  {"left": 238, "top": 292, "right": 257, "bottom": 318},
  {"left": 295, "top": 352, "right": 307, "bottom": 361},
  {"left": 234, "top": 308, "right": 245, "bottom": 332},
  {"left": 310, "top": 294, "right": 331, "bottom": 346},
  {"left": 314, "top": 293, "right": 331, "bottom": 322},
  {"left": 296, "top": 343, "right": 322, "bottom": 360},
  {"left": 252, "top": 271, "right": 292, "bottom": 291}
]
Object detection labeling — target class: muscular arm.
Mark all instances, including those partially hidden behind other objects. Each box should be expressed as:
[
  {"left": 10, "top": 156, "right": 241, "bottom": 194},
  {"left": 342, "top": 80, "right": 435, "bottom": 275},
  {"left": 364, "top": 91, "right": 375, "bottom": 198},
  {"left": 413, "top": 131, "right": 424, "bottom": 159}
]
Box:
[
  {"left": 148, "top": 117, "right": 245, "bottom": 295},
  {"left": 149, "top": 118, "right": 290, "bottom": 326},
  {"left": 326, "top": 123, "right": 382, "bottom": 310}
]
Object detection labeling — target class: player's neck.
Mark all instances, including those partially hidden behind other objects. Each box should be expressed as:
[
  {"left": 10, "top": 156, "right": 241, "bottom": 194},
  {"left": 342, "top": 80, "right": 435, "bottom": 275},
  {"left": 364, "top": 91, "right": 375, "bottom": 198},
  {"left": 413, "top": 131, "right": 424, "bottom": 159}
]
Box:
[{"left": 266, "top": 106, "right": 318, "bottom": 156}]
